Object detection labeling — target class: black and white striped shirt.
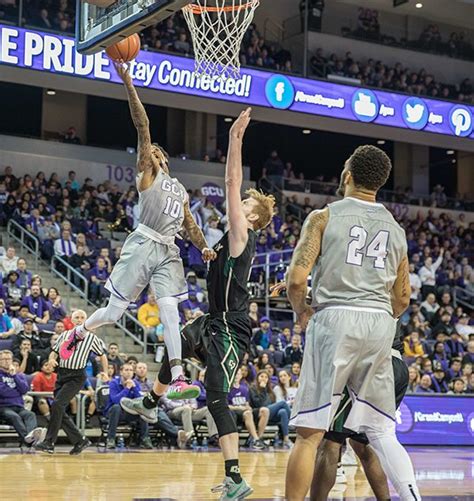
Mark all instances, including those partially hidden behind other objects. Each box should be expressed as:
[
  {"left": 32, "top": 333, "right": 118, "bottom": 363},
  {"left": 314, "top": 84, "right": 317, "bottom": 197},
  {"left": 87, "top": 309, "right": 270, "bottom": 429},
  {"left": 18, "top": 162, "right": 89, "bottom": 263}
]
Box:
[{"left": 53, "top": 331, "right": 105, "bottom": 370}]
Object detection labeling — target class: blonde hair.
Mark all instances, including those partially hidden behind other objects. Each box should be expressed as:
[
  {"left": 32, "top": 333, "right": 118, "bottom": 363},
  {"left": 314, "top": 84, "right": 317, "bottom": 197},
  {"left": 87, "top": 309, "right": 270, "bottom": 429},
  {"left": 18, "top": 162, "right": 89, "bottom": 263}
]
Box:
[
  {"left": 245, "top": 189, "right": 275, "bottom": 231},
  {"left": 71, "top": 309, "right": 87, "bottom": 322}
]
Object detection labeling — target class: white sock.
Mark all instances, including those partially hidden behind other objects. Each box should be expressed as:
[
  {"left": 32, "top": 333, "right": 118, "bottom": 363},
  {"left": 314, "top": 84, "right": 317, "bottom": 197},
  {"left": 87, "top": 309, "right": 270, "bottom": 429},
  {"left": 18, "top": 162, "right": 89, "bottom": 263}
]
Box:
[
  {"left": 157, "top": 297, "right": 183, "bottom": 379},
  {"left": 171, "top": 365, "right": 183, "bottom": 380},
  {"left": 366, "top": 428, "right": 421, "bottom": 501},
  {"left": 84, "top": 295, "right": 129, "bottom": 332}
]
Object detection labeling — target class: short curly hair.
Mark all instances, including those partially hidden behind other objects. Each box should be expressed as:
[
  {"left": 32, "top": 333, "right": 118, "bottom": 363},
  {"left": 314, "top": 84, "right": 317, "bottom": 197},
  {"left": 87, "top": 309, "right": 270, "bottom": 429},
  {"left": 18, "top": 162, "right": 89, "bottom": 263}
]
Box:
[{"left": 348, "top": 145, "right": 392, "bottom": 191}]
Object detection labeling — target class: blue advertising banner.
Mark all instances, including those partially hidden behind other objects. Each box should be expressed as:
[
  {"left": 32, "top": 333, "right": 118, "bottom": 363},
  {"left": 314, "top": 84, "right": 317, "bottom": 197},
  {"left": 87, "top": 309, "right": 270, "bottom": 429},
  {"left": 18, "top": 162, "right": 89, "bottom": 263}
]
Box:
[
  {"left": 396, "top": 395, "right": 474, "bottom": 446},
  {"left": 1, "top": 24, "right": 473, "bottom": 139}
]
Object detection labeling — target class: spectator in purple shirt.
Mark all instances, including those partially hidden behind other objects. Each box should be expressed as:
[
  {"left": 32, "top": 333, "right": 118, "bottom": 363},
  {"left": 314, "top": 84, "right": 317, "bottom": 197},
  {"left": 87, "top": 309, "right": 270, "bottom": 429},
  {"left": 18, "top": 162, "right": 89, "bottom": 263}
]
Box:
[
  {"left": 462, "top": 340, "right": 474, "bottom": 366},
  {"left": 430, "top": 363, "right": 449, "bottom": 393},
  {"left": 187, "top": 243, "right": 206, "bottom": 278},
  {"left": 21, "top": 285, "right": 50, "bottom": 326},
  {"left": 0, "top": 349, "right": 39, "bottom": 446},
  {"left": 105, "top": 363, "right": 152, "bottom": 450},
  {"left": 16, "top": 258, "right": 32, "bottom": 295},
  {"left": 180, "top": 290, "right": 208, "bottom": 316},
  {"left": 25, "top": 208, "right": 44, "bottom": 234},
  {"left": 228, "top": 368, "right": 268, "bottom": 450},
  {"left": 430, "top": 341, "right": 450, "bottom": 372},
  {"left": 47, "top": 287, "right": 67, "bottom": 322},
  {"left": 88, "top": 257, "right": 110, "bottom": 306},
  {"left": 193, "top": 369, "right": 207, "bottom": 409},
  {"left": 445, "top": 332, "right": 465, "bottom": 359},
  {"left": 415, "top": 374, "right": 435, "bottom": 393},
  {"left": 447, "top": 358, "right": 463, "bottom": 381}
]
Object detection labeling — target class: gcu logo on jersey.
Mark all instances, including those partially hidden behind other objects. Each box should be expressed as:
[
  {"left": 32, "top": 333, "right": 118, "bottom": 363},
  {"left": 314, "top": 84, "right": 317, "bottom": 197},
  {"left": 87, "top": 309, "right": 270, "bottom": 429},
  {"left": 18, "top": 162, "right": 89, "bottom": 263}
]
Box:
[{"left": 161, "top": 179, "right": 184, "bottom": 199}]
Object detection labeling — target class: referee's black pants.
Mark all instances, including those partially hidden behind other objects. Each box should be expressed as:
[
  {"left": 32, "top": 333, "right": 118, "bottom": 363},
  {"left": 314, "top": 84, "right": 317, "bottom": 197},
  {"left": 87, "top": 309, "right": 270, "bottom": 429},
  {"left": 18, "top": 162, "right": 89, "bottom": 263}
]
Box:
[{"left": 45, "top": 368, "right": 86, "bottom": 445}]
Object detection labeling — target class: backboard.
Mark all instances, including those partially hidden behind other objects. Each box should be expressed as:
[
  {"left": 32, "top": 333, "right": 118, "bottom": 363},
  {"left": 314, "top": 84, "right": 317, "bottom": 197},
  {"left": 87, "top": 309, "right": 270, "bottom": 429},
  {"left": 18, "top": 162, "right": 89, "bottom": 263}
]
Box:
[{"left": 76, "top": 0, "right": 190, "bottom": 54}]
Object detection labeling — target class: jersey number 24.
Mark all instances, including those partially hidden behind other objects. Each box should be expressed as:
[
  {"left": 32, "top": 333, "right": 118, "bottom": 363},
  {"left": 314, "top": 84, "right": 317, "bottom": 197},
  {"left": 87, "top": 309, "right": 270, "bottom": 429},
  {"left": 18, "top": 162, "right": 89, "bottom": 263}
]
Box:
[{"left": 346, "top": 226, "right": 389, "bottom": 269}]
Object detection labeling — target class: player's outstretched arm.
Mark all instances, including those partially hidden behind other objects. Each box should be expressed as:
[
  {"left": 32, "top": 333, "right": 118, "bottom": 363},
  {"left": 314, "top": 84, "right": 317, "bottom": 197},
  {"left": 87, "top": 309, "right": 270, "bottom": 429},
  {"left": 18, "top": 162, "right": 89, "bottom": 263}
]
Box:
[
  {"left": 391, "top": 255, "right": 410, "bottom": 318},
  {"left": 182, "top": 203, "right": 216, "bottom": 262},
  {"left": 226, "top": 108, "right": 251, "bottom": 258},
  {"left": 287, "top": 209, "right": 328, "bottom": 328},
  {"left": 113, "top": 61, "right": 153, "bottom": 173}
]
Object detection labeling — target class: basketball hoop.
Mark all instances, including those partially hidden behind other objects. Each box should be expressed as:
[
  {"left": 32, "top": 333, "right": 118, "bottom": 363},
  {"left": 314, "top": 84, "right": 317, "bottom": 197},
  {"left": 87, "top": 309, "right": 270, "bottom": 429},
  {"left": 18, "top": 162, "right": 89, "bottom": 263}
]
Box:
[{"left": 182, "top": 0, "right": 260, "bottom": 80}]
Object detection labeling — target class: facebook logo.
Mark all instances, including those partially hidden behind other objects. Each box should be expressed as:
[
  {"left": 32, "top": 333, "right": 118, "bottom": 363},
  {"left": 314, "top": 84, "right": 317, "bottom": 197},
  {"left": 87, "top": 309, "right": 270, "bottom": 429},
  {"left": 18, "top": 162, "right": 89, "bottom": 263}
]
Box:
[
  {"left": 265, "top": 75, "right": 295, "bottom": 109},
  {"left": 449, "top": 105, "right": 473, "bottom": 137},
  {"left": 351, "top": 89, "right": 379, "bottom": 122}
]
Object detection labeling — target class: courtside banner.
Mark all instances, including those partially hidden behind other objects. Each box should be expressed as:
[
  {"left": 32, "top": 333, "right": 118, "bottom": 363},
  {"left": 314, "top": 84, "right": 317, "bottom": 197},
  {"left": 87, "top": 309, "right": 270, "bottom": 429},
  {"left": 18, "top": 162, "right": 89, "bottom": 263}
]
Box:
[
  {"left": 396, "top": 395, "right": 474, "bottom": 446},
  {"left": 1, "top": 24, "right": 473, "bottom": 139}
]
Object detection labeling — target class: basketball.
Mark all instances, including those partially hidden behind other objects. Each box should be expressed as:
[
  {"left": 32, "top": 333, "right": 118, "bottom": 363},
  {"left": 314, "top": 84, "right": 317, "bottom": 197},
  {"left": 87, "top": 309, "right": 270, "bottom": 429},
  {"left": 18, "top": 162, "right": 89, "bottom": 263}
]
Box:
[{"left": 106, "top": 33, "right": 141, "bottom": 62}]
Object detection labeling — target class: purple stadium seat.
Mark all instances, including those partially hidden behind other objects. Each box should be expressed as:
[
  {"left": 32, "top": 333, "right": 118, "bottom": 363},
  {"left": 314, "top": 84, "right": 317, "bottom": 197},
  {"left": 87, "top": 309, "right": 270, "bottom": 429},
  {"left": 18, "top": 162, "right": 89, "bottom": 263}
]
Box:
[
  {"left": 0, "top": 339, "right": 13, "bottom": 351},
  {"left": 25, "top": 374, "right": 35, "bottom": 388}
]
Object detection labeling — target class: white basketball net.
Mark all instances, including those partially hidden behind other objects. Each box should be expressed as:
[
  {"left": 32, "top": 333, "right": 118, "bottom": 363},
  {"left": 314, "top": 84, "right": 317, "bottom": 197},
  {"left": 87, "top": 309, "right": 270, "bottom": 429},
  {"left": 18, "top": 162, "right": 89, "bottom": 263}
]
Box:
[{"left": 182, "top": 0, "right": 260, "bottom": 80}]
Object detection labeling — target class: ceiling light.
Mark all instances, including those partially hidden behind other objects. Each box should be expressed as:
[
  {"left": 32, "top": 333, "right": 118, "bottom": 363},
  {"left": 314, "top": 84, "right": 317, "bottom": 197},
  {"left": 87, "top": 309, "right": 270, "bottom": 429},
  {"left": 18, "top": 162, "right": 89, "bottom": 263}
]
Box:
[
  {"left": 224, "top": 117, "right": 233, "bottom": 122},
  {"left": 46, "top": 89, "right": 56, "bottom": 96},
  {"left": 415, "top": 3, "right": 423, "bottom": 8},
  {"left": 451, "top": 159, "right": 456, "bottom": 164},
  {"left": 377, "top": 140, "right": 386, "bottom": 145},
  {"left": 446, "top": 150, "right": 455, "bottom": 155},
  {"left": 302, "top": 129, "right": 311, "bottom": 135}
]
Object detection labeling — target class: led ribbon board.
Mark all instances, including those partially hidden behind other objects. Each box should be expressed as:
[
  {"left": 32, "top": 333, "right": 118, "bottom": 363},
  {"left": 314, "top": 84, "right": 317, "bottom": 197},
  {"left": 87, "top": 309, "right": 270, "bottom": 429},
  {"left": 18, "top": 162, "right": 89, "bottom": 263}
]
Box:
[{"left": 1, "top": 25, "right": 473, "bottom": 140}]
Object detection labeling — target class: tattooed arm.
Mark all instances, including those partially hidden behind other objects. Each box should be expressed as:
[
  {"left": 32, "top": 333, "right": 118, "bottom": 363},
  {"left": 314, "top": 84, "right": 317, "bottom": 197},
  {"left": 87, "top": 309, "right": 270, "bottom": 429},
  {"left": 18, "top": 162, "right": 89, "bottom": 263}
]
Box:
[
  {"left": 391, "top": 255, "right": 410, "bottom": 318},
  {"left": 183, "top": 203, "right": 216, "bottom": 262},
  {"left": 114, "top": 62, "right": 154, "bottom": 174},
  {"left": 287, "top": 208, "right": 329, "bottom": 328}
]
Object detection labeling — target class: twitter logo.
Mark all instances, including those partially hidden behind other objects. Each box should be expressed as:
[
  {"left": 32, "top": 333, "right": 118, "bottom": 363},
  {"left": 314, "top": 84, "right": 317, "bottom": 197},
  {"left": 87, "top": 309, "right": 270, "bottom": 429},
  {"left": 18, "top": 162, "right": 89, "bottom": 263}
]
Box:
[
  {"left": 402, "top": 97, "right": 429, "bottom": 130},
  {"left": 351, "top": 89, "right": 379, "bottom": 122}
]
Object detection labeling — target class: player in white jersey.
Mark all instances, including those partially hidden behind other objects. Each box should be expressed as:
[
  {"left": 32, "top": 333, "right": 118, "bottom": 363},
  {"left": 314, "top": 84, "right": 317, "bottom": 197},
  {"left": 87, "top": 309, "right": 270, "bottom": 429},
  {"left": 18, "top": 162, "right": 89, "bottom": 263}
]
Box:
[
  {"left": 285, "top": 145, "right": 421, "bottom": 501},
  {"left": 60, "top": 61, "right": 215, "bottom": 399}
]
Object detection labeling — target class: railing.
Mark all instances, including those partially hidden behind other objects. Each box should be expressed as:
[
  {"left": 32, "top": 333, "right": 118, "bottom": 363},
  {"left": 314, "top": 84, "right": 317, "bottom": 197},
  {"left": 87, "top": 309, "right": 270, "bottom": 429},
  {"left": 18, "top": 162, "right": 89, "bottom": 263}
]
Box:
[
  {"left": 282, "top": 8, "right": 474, "bottom": 63},
  {"left": 51, "top": 255, "right": 89, "bottom": 310},
  {"left": 117, "top": 311, "right": 147, "bottom": 357},
  {"left": 50, "top": 255, "right": 147, "bottom": 356},
  {"left": 250, "top": 251, "right": 292, "bottom": 319},
  {"left": 4, "top": 222, "right": 149, "bottom": 359},
  {"left": 6, "top": 219, "right": 40, "bottom": 270},
  {"left": 263, "top": 17, "right": 285, "bottom": 45},
  {"left": 453, "top": 286, "right": 474, "bottom": 311},
  {"left": 281, "top": 178, "right": 474, "bottom": 211}
]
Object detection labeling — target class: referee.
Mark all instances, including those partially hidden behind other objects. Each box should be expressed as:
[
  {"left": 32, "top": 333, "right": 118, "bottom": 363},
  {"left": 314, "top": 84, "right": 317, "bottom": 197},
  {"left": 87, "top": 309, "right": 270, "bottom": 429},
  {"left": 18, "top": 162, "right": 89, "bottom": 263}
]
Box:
[{"left": 35, "top": 310, "right": 108, "bottom": 455}]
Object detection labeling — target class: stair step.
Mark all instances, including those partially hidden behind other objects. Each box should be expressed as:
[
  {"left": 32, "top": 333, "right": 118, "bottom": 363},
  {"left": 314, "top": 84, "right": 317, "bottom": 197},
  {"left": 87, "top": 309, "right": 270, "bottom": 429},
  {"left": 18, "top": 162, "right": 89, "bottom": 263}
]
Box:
[{"left": 3, "top": 233, "right": 154, "bottom": 367}]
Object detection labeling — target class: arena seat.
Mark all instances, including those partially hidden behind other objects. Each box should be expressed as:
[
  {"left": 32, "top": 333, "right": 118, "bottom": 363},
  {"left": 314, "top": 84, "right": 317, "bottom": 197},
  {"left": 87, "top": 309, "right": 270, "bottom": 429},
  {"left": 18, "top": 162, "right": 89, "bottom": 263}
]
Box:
[{"left": 0, "top": 339, "right": 14, "bottom": 351}]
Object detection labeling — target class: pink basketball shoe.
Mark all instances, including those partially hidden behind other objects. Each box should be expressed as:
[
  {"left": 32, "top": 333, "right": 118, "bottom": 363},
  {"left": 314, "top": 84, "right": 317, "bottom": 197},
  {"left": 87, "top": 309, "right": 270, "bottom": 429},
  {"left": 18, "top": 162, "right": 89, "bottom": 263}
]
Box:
[{"left": 167, "top": 375, "right": 201, "bottom": 400}]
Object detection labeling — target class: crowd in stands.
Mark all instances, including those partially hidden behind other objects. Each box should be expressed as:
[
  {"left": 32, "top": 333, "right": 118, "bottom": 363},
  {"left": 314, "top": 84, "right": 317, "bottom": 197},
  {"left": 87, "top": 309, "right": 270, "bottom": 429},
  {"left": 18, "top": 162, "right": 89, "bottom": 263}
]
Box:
[
  {"left": 348, "top": 8, "right": 474, "bottom": 62},
  {"left": 1, "top": 162, "right": 473, "bottom": 402},
  {"left": 310, "top": 47, "right": 473, "bottom": 104}
]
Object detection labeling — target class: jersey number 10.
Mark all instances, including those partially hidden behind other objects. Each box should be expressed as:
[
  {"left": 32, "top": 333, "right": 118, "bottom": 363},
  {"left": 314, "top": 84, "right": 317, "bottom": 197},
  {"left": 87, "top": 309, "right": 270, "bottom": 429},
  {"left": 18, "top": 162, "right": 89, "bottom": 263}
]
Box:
[
  {"left": 346, "top": 226, "right": 389, "bottom": 269},
  {"left": 163, "top": 197, "right": 182, "bottom": 219}
]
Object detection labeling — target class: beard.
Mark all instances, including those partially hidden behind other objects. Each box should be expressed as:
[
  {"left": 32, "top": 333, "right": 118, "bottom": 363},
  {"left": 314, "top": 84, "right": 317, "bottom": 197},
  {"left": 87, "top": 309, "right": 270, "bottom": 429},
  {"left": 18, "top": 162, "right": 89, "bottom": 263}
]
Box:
[{"left": 336, "top": 173, "right": 346, "bottom": 197}]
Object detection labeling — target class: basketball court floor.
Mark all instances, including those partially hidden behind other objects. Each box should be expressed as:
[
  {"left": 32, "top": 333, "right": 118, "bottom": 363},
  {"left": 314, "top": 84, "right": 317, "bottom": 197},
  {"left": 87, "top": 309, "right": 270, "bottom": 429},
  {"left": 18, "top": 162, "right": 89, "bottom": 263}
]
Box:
[{"left": 1, "top": 446, "right": 472, "bottom": 500}]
